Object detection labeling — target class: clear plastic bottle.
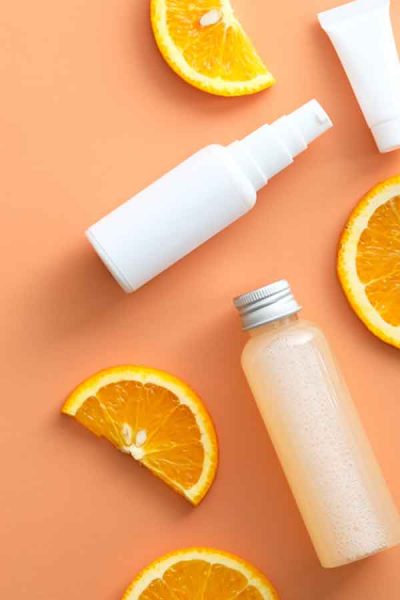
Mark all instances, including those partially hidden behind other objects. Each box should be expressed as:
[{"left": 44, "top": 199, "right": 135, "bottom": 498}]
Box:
[{"left": 234, "top": 280, "right": 400, "bottom": 568}]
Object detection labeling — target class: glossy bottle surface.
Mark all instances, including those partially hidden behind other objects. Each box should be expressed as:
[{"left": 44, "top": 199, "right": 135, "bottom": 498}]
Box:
[{"left": 241, "top": 315, "right": 400, "bottom": 568}]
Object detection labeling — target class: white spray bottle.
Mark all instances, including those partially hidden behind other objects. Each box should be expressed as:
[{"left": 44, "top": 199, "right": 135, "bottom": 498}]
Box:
[{"left": 87, "top": 100, "right": 332, "bottom": 292}]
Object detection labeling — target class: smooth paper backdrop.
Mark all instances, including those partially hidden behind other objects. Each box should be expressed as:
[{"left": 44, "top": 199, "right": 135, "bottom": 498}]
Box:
[{"left": 1, "top": 0, "right": 399, "bottom": 598}]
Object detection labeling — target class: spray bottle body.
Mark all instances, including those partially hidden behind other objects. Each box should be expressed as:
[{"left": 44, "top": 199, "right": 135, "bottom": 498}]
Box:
[
  {"left": 87, "top": 144, "right": 256, "bottom": 292},
  {"left": 87, "top": 100, "right": 332, "bottom": 292}
]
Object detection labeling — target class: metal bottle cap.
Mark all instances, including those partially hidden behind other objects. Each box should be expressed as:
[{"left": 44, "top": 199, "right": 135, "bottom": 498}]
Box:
[{"left": 233, "top": 280, "right": 302, "bottom": 330}]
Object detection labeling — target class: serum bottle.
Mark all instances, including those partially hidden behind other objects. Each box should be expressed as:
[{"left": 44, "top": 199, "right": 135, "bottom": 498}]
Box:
[{"left": 234, "top": 280, "right": 400, "bottom": 568}]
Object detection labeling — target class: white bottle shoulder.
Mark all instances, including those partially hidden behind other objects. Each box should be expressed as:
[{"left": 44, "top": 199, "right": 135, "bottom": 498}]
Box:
[{"left": 201, "top": 144, "right": 257, "bottom": 209}]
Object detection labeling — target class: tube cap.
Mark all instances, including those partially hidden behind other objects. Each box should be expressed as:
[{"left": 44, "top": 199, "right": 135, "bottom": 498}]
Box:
[{"left": 371, "top": 116, "right": 400, "bottom": 153}]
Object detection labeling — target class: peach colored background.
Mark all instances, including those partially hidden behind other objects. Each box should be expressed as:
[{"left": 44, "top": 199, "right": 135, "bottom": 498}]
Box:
[{"left": 1, "top": 0, "right": 400, "bottom": 598}]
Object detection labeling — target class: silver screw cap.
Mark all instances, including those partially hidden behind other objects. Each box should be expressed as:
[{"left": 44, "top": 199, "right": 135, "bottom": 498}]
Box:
[{"left": 233, "top": 280, "right": 302, "bottom": 330}]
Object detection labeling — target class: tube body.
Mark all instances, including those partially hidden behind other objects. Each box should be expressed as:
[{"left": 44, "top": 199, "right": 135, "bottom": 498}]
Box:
[
  {"left": 241, "top": 316, "right": 400, "bottom": 567},
  {"left": 319, "top": 0, "right": 400, "bottom": 152}
]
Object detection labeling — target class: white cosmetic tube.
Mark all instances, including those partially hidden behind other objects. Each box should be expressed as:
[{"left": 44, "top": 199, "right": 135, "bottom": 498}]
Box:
[{"left": 319, "top": 0, "right": 400, "bottom": 153}]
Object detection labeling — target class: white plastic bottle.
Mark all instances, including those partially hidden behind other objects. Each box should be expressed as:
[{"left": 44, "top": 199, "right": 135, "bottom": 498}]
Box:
[
  {"left": 87, "top": 100, "right": 332, "bottom": 292},
  {"left": 234, "top": 280, "right": 400, "bottom": 568}
]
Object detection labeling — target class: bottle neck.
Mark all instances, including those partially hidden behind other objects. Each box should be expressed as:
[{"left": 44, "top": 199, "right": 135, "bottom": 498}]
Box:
[
  {"left": 248, "top": 313, "right": 299, "bottom": 337},
  {"left": 226, "top": 124, "right": 295, "bottom": 191},
  {"left": 226, "top": 100, "right": 333, "bottom": 192}
]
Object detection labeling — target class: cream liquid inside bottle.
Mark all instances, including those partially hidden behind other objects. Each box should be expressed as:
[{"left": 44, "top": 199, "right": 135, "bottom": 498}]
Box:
[{"left": 234, "top": 280, "right": 400, "bottom": 568}]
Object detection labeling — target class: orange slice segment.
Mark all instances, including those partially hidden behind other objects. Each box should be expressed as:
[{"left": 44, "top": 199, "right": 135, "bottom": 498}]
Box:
[
  {"left": 338, "top": 175, "right": 400, "bottom": 348},
  {"left": 122, "top": 548, "right": 279, "bottom": 600},
  {"left": 151, "top": 0, "right": 275, "bottom": 96},
  {"left": 62, "top": 366, "right": 218, "bottom": 505}
]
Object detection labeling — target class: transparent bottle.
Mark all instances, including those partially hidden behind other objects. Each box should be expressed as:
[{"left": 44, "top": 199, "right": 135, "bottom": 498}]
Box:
[{"left": 234, "top": 280, "right": 400, "bottom": 568}]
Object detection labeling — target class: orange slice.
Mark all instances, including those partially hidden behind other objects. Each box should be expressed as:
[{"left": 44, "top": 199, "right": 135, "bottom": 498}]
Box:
[
  {"left": 122, "top": 548, "right": 279, "bottom": 600},
  {"left": 151, "top": 0, "right": 275, "bottom": 96},
  {"left": 338, "top": 175, "right": 400, "bottom": 348},
  {"left": 62, "top": 366, "right": 218, "bottom": 505}
]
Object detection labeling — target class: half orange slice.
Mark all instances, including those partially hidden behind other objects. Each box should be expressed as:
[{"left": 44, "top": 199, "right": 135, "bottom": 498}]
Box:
[
  {"left": 338, "top": 176, "right": 400, "bottom": 349},
  {"left": 338, "top": 176, "right": 400, "bottom": 348},
  {"left": 62, "top": 366, "right": 218, "bottom": 505},
  {"left": 122, "top": 548, "right": 279, "bottom": 600},
  {"left": 151, "top": 0, "right": 275, "bottom": 96}
]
